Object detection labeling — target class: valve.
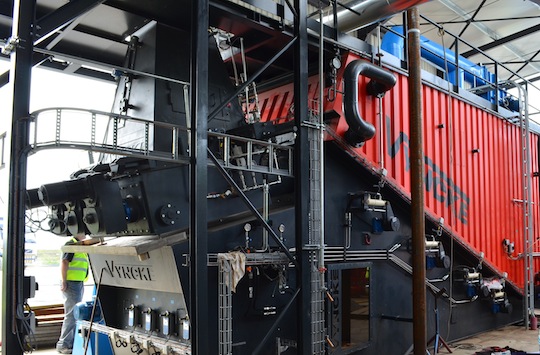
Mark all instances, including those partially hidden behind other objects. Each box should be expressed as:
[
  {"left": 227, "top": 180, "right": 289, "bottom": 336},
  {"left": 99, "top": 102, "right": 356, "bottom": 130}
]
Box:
[
  {"left": 126, "top": 304, "right": 138, "bottom": 327},
  {"left": 502, "top": 239, "right": 515, "bottom": 255},
  {"left": 160, "top": 310, "right": 175, "bottom": 336},
  {"left": 142, "top": 307, "right": 154, "bottom": 332}
]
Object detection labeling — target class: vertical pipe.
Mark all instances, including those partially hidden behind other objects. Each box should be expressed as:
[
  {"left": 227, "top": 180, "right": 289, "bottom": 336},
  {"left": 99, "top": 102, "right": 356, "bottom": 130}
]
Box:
[
  {"left": 318, "top": 1, "right": 325, "bottom": 288},
  {"left": 3, "top": 1, "right": 35, "bottom": 355},
  {"left": 509, "top": 79, "right": 534, "bottom": 328},
  {"left": 190, "top": 0, "right": 209, "bottom": 353},
  {"left": 377, "top": 25, "right": 385, "bottom": 171},
  {"left": 294, "top": 0, "right": 312, "bottom": 353},
  {"left": 407, "top": 8, "right": 427, "bottom": 355}
]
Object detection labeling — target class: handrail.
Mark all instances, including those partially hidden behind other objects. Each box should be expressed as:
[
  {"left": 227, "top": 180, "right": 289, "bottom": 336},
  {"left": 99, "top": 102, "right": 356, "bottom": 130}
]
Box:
[
  {"left": 418, "top": 14, "right": 540, "bottom": 92},
  {"left": 380, "top": 14, "right": 540, "bottom": 108},
  {"left": 29, "top": 107, "right": 190, "bottom": 164},
  {"left": 28, "top": 107, "right": 294, "bottom": 178}
]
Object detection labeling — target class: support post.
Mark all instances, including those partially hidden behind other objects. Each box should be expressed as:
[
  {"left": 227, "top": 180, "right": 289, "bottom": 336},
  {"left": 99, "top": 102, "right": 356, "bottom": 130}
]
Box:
[
  {"left": 407, "top": 7, "right": 427, "bottom": 355},
  {"left": 2, "top": 1, "right": 35, "bottom": 355},
  {"left": 190, "top": 0, "right": 209, "bottom": 353},
  {"left": 294, "top": 0, "right": 312, "bottom": 354}
]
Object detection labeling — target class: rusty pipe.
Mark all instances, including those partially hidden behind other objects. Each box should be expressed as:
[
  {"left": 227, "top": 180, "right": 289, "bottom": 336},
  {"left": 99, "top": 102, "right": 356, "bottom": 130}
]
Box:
[{"left": 407, "top": 7, "right": 427, "bottom": 355}]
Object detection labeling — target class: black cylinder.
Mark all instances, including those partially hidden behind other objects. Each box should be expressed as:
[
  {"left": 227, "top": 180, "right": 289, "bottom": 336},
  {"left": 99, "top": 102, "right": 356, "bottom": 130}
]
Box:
[
  {"left": 38, "top": 179, "right": 93, "bottom": 206},
  {"left": 343, "top": 60, "right": 396, "bottom": 147},
  {"left": 25, "top": 188, "right": 42, "bottom": 209}
]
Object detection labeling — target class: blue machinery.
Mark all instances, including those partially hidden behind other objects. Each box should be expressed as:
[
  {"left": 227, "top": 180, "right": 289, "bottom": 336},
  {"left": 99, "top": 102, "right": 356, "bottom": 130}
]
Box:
[{"left": 381, "top": 26, "right": 520, "bottom": 111}]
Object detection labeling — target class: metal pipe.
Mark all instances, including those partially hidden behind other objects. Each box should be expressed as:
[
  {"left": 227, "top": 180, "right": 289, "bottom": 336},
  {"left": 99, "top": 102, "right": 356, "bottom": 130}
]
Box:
[
  {"left": 343, "top": 60, "right": 396, "bottom": 146},
  {"left": 407, "top": 8, "right": 427, "bottom": 355},
  {"left": 344, "top": 212, "right": 352, "bottom": 249},
  {"left": 507, "top": 79, "right": 534, "bottom": 329},
  {"left": 254, "top": 180, "right": 270, "bottom": 252},
  {"left": 325, "top": 0, "right": 432, "bottom": 33},
  {"left": 376, "top": 25, "right": 385, "bottom": 171},
  {"left": 318, "top": 2, "right": 326, "bottom": 288}
]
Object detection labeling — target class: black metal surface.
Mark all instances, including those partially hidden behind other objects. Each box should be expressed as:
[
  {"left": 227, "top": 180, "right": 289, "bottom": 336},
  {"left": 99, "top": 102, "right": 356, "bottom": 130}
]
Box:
[
  {"left": 2, "top": 1, "right": 35, "bottom": 354},
  {"left": 293, "top": 1, "right": 312, "bottom": 354},
  {"left": 190, "top": 0, "right": 209, "bottom": 353},
  {"left": 207, "top": 149, "right": 297, "bottom": 265}
]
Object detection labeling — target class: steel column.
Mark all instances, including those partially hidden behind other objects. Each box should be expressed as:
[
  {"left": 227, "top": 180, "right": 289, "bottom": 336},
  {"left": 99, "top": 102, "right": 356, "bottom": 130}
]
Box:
[
  {"left": 2, "top": 1, "right": 35, "bottom": 354},
  {"left": 407, "top": 7, "right": 427, "bottom": 355},
  {"left": 294, "top": 0, "right": 312, "bottom": 354},
  {"left": 190, "top": 0, "right": 209, "bottom": 353}
]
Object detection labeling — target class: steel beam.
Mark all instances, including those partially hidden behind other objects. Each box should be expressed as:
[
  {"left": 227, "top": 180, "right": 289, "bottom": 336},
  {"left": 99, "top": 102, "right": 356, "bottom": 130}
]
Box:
[
  {"left": 34, "top": 0, "right": 105, "bottom": 44},
  {"left": 0, "top": 0, "right": 105, "bottom": 89},
  {"left": 293, "top": 1, "right": 312, "bottom": 354},
  {"left": 2, "top": 1, "right": 35, "bottom": 355},
  {"left": 462, "top": 23, "right": 540, "bottom": 58},
  {"left": 189, "top": 0, "right": 209, "bottom": 353}
]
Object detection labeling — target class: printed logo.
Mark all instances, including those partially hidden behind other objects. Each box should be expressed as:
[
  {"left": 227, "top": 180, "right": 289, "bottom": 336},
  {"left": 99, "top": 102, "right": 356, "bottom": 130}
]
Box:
[
  {"left": 386, "top": 116, "right": 470, "bottom": 224},
  {"left": 105, "top": 260, "right": 153, "bottom": 281}
]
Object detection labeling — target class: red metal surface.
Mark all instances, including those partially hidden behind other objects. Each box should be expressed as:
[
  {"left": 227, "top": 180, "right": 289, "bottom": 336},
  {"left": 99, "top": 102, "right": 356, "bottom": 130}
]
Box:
[{"left": 257, "top": 52, "right": 539, "bottom": 289}]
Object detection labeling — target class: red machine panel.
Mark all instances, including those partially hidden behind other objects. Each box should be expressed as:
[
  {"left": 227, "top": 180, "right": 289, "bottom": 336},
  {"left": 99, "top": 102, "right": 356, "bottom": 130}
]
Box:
[{"left": 257, "top": 52, "right": 539, "bottom": 289}]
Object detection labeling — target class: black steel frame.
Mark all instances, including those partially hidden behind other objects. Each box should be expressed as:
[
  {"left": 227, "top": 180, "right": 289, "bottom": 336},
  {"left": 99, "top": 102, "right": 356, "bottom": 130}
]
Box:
[
  {"left": 2, "top": 1, "right": 316, "bottom": 354},
  {"left": 3, "top": 1, "right": 35, "bottom": 354}
]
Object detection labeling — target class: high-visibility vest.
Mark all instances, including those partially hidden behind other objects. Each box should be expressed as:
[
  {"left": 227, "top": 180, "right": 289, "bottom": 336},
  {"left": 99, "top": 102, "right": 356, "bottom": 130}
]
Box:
[{"left": 66, "top": 237, "right": 89, "bottom": 282}]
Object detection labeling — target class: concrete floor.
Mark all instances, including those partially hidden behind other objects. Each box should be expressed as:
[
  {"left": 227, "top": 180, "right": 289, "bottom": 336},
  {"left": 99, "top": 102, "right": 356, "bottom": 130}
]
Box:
[
  {"left": 446, "top": 324, "right": 539, "bottom": 354},
  {"left": 24, "top": 324, "right": 539, "bottom": 355}
]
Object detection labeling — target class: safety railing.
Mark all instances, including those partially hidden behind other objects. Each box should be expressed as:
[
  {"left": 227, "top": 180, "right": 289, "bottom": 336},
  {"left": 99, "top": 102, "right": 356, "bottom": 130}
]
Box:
[
  {"left": 380, "top": 16, "right": 540, "bottom": 116},
  {"left": 28, "top": 107, "right": 294, "bottom": 178},
  {"left": 209, "top": 131, "right": 294, "bottom": 178},
  {"left": 29, "top": 107, "right": 191, "bottom": 164}
]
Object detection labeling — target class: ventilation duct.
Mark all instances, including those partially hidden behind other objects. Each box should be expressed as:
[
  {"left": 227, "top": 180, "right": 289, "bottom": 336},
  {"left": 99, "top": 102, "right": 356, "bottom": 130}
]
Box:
[{"left": 325, "top": 0, "right": 432, "bottom": 33}]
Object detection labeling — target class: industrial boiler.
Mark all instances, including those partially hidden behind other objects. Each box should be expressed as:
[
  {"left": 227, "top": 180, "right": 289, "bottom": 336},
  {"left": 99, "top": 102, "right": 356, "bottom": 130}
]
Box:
[{"left": 3, "top": 1, "right": 539, "bottom": 355}]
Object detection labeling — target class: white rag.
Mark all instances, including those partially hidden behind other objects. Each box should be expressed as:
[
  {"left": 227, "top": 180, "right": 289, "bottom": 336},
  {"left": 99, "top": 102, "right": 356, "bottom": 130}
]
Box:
[{"left": 217, "top": 251, "right": 246, "bottom": 293}]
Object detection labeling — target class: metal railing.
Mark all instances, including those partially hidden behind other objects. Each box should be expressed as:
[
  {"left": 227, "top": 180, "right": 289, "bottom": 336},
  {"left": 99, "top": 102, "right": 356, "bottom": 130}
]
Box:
[
  {"left": 27, "top": 107, "right": 294, "bottom": 179},
  {"left": 381, "top": 15, "right": 540, "bottom": 116}
]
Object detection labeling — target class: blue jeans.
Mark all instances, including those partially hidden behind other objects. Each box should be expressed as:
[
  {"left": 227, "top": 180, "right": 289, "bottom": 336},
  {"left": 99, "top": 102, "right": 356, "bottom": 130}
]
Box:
[{"left": 56, "top": 281, "right": 84, "bottom": 350}]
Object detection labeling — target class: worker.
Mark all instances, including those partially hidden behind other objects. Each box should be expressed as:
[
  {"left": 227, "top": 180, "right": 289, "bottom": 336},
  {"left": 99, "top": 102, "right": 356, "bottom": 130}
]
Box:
[{"left": 56, "top": 233, "right": 89, "bottom": 354}]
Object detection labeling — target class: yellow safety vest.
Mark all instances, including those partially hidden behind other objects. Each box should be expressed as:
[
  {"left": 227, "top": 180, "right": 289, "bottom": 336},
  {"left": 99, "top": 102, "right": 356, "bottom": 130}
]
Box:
[{"left": 66, "top": 237, "right": 89, "bottom": 282}]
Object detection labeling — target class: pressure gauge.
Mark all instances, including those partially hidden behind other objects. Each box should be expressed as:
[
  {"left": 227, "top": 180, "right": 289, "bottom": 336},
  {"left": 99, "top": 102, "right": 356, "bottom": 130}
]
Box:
[
  {"left": 244, "top": 223, "right": 252, "bottom": 232},
  {"left": 330, "top": 57, "right": 342, "bottom": 70},
  {"left": 278, "top": 224, "right": 285, "bottom": 233}
]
